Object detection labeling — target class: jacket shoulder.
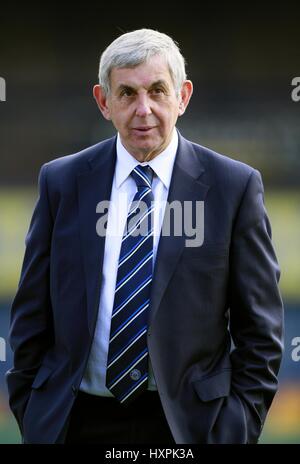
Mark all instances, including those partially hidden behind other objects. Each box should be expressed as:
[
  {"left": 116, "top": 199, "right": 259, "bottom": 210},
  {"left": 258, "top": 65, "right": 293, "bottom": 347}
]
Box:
[
  {"left": 191, "top": 140, "right": 255, "bottom": 179},
  {"left": 186, "top": 139, "right": 261, "bottom": 198},
  {"left": 44, "top": 136, "right": 116, "bottom": 175}
]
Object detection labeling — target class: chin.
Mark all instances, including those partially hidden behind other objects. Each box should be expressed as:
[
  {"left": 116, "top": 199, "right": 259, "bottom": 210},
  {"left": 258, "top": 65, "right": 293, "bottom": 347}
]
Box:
[
  {"left": 125, "top": 134, "right": 162, "bottom": 157},
  {"left": 137, "top": 134, "right": 160, "bottom": 146},
  {"left": 131, "top": 139, "right": 155, "bottom": 151}
]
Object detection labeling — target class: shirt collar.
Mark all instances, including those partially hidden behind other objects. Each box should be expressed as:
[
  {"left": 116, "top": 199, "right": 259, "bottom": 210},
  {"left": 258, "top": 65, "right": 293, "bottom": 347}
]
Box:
[{"left": 115, "top": 129, "right": 178, "bottom": 190}]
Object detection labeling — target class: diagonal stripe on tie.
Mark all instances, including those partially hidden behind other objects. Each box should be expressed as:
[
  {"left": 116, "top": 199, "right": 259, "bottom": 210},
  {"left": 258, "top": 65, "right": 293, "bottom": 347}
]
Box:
[
  {"left": 110, "top": 300, "right": 150, "bottom": 341},
  {"left": 115, "top": 251, "right": 153, "bottom": 293},
  {"left": 106, "top": 164, "right": 154, "bottom": 404},
  {"left": 107, "top": 327, "right": 147, "bottom": 368},
  {"left": 118, "top": 232, "right": 153, "bottom": 267}
]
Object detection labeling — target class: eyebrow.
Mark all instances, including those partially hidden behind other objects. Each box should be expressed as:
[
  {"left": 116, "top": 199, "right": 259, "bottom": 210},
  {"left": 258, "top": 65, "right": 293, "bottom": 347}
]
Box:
[{"left": 117, "top": 79, "right": 169, "bottom": 92}]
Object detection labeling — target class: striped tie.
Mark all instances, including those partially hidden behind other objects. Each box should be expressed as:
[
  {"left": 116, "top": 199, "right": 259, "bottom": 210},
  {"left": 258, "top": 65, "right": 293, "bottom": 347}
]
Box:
[{"left": 106, "top": 165, "right": 154, "bottom": 404}]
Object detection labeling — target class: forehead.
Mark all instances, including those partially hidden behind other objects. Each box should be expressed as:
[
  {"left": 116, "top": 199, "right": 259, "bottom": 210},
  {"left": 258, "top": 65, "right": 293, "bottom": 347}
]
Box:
[{"left": 109, "top": 54, "right": 173, "bottom": 90}]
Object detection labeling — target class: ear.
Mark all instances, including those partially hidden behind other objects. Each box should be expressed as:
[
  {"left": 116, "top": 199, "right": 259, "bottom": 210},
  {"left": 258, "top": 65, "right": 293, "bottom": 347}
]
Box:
[
  {"left": 178, "top": 80, "right": 193, "bottom": 116},
  {"left": 93, "top": 85, "right": 111, "bottom": 120}
]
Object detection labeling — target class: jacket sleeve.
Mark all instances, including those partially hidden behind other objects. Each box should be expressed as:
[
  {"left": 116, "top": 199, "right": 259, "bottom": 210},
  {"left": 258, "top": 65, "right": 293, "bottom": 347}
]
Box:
[
  {"left": 6, "top": 163, "right": 55, "bottom": 434},
  {"left": 218, "top": 169, "right": 284, "bottom": 443}
]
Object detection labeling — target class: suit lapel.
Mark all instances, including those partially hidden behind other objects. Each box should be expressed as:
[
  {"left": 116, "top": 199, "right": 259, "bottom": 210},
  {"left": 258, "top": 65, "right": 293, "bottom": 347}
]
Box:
[
  {"left": 77, "top": 138, "right": 117, "bottom": 335},
  {"left": 148, "top": 134, "right": 210, "bottom": 326}
]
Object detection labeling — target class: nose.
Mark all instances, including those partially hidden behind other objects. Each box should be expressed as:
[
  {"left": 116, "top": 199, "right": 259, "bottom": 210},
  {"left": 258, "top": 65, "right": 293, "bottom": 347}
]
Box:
[{"left": 135, "top": 94, "right": 152, "bottom": 117}]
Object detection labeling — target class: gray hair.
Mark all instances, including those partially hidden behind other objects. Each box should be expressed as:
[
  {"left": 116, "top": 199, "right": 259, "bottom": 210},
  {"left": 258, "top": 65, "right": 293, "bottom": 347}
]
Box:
[{"left": 98, "top": 29, "right": 187, "bottom": 97}]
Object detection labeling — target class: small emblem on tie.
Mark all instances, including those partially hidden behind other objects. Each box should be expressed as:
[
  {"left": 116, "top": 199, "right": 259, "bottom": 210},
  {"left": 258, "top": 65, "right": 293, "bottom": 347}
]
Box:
[{"left": 130, "top": 369, "right": 142, "bottom": 381}]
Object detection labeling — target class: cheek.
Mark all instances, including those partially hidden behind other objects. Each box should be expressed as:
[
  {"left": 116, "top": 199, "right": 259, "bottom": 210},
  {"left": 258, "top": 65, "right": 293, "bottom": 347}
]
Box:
[
  {"left": 162, "top": 101, "right": 179, "bottom": 118},
  {"left": 110, "top": 110, "right": 129, "bottom": 130},
  {"left": 160, "top": 110, "right": 178, "bottom": 129}
]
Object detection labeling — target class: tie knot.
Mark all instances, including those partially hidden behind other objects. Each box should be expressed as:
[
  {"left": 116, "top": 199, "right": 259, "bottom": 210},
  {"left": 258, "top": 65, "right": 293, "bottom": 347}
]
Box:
[{"left": 131, "top": 165, "right": 153, "bottom": 189}]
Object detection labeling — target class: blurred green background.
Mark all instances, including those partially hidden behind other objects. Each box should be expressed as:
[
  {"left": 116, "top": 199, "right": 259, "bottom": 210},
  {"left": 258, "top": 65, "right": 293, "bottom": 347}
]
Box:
[{"left": 0, "top": 3, "right": 300, "bottom": 444}]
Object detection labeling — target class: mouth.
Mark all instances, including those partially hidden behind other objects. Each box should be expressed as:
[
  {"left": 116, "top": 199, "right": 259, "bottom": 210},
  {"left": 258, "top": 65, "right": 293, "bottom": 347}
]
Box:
[{"left": 131, "top": 126, "right": 155, "bottom": 133}]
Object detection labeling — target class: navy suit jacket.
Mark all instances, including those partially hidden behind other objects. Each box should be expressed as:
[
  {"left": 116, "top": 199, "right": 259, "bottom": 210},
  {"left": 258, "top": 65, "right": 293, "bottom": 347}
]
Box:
[{"left": 6, "top": 132, "right": 284, "bottom": 443}]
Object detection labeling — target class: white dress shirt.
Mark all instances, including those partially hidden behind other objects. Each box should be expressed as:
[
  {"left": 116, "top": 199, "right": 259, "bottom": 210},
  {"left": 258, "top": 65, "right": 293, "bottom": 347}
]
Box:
[{"left": 80, "top": 129, "right": 178, "bottom": 396}]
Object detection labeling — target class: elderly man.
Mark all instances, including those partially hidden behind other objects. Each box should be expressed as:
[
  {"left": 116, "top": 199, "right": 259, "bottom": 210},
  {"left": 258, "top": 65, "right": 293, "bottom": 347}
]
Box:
[{"left": 6, "top": 28, "right": 283, "bottom": 444}]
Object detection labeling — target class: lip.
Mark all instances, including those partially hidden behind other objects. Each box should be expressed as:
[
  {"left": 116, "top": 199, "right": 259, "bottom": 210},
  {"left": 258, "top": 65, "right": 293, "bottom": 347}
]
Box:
[{"left": 132, "top": 126, "right": 155, "bottom": 132}]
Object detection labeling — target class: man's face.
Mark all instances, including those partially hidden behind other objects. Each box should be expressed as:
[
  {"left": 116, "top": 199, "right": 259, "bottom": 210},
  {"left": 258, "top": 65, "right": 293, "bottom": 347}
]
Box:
[{"left": 94, "top": 54, "right": 193, "bottom": 161}]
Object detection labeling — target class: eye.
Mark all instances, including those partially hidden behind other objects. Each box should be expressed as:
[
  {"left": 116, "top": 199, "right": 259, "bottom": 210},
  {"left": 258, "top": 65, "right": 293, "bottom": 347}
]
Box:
[
  {"left": 120, "top": 88, "right": 134, "bottom": 97},
  {"left": 151, "top": 87, "right": 164, "bottom": 95}
]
